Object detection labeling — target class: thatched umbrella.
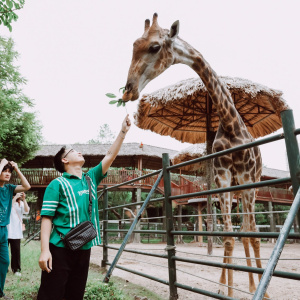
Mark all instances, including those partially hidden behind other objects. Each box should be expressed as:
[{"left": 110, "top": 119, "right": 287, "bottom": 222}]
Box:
[{"left": 134, "top": 76, "right": 289, "bottom": 144}]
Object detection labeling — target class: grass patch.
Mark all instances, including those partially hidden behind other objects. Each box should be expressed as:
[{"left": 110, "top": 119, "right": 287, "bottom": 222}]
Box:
[
  {"left": 88, "top": 264, "right": 164, "bottom": 300},
  {"left": 5, "top": 241, "right": 41, "bottom": 299},
  {"left": 4, "top": 241, "right": 164, "bottom": 300}
]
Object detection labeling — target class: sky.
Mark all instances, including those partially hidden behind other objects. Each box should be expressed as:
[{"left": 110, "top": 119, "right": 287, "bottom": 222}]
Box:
[{"left": 1, "top": 0, "right": 299, "bottom": 171}]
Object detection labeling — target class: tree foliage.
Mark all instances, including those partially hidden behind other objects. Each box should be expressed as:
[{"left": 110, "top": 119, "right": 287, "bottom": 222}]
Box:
[
  {"left": 25, "top": 191, "right": 38, "bottom": 203},
  {"left": 0, "top": 36, "right": 42, "bottom": 165},
  {"left": 0, "top": 0, "right": 24, "bottom": 31},
  {"left": 88, "top": 124, "right": 116, "bottom": 144}
]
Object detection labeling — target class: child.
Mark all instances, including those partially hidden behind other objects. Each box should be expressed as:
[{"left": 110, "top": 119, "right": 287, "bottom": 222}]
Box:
[{"left": 0, "top": 159, "right": 30, "bottom": 299}]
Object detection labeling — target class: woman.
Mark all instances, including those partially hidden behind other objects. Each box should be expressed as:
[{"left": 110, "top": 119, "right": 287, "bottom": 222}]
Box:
[{"left": 7, "top": 192, "right": 30, "bottom": 276}]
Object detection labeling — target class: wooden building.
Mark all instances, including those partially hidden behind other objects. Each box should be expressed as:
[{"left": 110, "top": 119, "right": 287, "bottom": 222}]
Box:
[{"left": 10, "top": 143, "right": 293, "bottom": 208}]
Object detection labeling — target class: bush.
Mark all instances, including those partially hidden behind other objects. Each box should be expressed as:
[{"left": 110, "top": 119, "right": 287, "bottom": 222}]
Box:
[{"left": 84, "top": 280, "right": 124, "bottom": 300}]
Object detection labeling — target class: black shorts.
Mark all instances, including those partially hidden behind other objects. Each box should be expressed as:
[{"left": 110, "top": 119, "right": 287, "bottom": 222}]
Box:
[{"left": 37, "top": 243, "right": 91, "bottom": 300}]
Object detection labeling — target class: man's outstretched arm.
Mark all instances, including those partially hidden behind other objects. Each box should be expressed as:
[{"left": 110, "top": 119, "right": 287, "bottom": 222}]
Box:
[{"left": 102, "top": 114, "right": 131, "bottom": 175}]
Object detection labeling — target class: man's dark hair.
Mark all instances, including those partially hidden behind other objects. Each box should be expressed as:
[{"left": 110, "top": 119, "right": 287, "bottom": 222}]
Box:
[
  {"left": 53, "top": 146, "right": 66, "bottom": 173},
  {"left": 1, "top": 162, "right": 14, "bottom": 173}
]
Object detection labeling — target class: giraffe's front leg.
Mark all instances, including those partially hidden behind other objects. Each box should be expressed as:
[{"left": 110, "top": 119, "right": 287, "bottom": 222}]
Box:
[
  {"left": 225, "top": 236, "right": 235, "bottom": 297},
  {"left": 217, "top": 191, "right": 235, "bottom": 297},
  {"left": 218, "top": 236, "right": 235, "bottom": 296},
  {"left": 218, "top": 250, "right": 228, "bottom": 296},
  {"left": 247, "top": 189, "right": 270, "bottom": 299},
  {"left": 250, "top": 237, "right": 270, "bottom": 299},
  {"left": 242, "top": 236, "right": 256, "bottom": 293}
]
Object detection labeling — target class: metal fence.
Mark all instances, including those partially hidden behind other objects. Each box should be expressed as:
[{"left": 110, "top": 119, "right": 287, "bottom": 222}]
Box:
[{"left": 99, "top": 109, "right": 300, "bottom": 300}]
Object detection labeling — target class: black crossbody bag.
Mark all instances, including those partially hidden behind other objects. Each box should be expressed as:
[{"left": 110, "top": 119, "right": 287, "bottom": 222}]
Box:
[{"left": 56, "top": 175, "right": 97, "bottom": 250}]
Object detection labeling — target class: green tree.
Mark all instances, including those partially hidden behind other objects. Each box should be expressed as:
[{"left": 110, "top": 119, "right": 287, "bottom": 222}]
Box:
[
  {"left": 24, "top": 191, "right": 38, "bottom": 203},
  {"left": 0, "top": 0, "right": 25, "bottom": 31},
  {"left": 0, "top": 36, "right": 42, "bottom": 164},
  {"left": 88, "top": 124, "right": 116, "bottom": 144}
]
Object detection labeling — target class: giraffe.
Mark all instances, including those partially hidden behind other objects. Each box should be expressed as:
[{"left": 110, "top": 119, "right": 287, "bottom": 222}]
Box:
[{"left": 122, "top": 13, "right": 269, "bottom": 298}]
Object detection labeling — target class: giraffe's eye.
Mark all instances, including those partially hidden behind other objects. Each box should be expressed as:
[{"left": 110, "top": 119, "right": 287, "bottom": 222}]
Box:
[{"left": 148, "top": 44, "right": 161, "bottom": 54}]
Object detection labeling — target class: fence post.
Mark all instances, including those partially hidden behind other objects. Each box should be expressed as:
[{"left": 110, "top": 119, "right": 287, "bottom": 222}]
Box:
[
  {"left": 101, "top": 187, "right": 108, "bottom": 267},
  {"left": 162, "top": 153, "right": 178, "bottom": 300},
  {"left": 281, "top": 110, "right": 300, "bottom": 229},
  {"left": 253, "top": 110, "right": 300, "bottom": 299}
]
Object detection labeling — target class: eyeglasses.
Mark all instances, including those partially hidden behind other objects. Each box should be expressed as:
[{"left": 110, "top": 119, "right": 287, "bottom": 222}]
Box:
[{"left": 63, "top": 148, "right": 74, "bottom": 159}]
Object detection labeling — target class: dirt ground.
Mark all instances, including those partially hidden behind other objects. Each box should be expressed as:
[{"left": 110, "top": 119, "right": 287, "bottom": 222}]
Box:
[{"left": 91, "top": 241, "right": 300, "bottom": 300}]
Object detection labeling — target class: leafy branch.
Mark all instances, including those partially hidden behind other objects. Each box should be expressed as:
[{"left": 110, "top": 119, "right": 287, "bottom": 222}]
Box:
[
  {"left": 106, "top": 87, "right": 126, "bottom": 107},
  {"left": 0, "top": 0, "right": 25, "bottom": 32}
]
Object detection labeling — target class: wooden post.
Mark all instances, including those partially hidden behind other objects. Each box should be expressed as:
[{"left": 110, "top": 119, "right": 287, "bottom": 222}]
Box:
[
  {"left": 177, "top": 204, "right": 183, "bottom": 244},
  {"left": 129, "top": 190, "right": 136, "bottom": 243},
  {"left": 101, "top": 187, "right": 108, "bottom": 267},
  {"left": 268, "top": 201, "right": 276, "bottom": 243},
  {"left": 134, "top": 188, "right": 141, "bottom": 243},
  {"left": 213, "top": 205, "right": 217, "bottom": 243},
  {"left": 198, "top": 202, "right": 203, "bottom": 245},
  {"left": 293, "top": 218, "right": 298, "bottom": 243},
  {"left": 162, "top": 153, "right": 178, "bottom": 300},
  {"left": 133, "top": 156, "right": 143, "bottom": 243}
]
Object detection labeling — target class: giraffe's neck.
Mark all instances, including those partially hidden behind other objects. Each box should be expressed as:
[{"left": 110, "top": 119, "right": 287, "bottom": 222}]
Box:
[{"left": 173, "top": 38, "right": 245, "bottom": 135}]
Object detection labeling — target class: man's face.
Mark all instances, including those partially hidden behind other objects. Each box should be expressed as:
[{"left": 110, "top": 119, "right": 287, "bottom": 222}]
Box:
[
  {"left": 0, "top": 169, "right": 12, "bottom": 182},
  {"left": 62, "top": 148, "right": 85, "bottom": 165}
]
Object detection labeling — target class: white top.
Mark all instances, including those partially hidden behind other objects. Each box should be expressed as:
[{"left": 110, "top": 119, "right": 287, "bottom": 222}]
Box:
[{"left": 7, "top": 201, "right": 29, "bottom": 239}]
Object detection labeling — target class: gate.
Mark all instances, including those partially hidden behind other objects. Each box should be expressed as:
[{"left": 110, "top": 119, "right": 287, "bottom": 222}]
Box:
[{"left": 99, "top": 109, "right": 300, "bottom": 299}]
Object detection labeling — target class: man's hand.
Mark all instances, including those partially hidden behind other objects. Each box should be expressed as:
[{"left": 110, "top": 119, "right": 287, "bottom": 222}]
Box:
[
  {"left": 10, "top": 161, "right": 19, "bottom": 170},
  {"left": 39, "top": 250, "right": 52, "bottom": 273},
  {"left": 102, "top": 114, "right": 131, "bottom": 174},
  {"left": 121, "top": 114, "right": 131, "bottom": 133}
]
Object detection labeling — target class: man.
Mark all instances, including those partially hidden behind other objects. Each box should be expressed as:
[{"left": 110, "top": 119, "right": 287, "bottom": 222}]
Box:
[
  {"left": 38, "top": 115, "right": 131, "bottom": 300},
  {"left": 0, "top": 159, "right": 31, "bottom": 299}
]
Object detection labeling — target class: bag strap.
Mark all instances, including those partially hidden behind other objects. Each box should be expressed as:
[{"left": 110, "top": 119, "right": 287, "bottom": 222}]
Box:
[{"left": 85, "top": 175, "right": 93, "bottom": 221}]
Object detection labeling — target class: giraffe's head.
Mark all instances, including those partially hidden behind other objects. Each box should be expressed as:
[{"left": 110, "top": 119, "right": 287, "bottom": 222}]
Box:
[{"left": 123, "top": 13, "right": 179, "bottom": 101}]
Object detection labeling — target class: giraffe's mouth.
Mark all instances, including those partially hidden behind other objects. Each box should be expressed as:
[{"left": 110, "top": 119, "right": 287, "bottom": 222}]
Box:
[{"left": 122, "top": 89, "right": 139, "bottom": 102}]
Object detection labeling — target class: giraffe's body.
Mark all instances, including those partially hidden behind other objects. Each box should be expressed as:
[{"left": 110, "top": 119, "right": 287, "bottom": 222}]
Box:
[{"left": 123, "top": 14, "right": 268, "bottom": 297}]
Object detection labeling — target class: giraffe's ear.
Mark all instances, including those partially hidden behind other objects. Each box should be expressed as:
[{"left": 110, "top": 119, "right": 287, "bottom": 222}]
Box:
[{"left": 169, "top": 20, "right": 179, "bottom": 39}]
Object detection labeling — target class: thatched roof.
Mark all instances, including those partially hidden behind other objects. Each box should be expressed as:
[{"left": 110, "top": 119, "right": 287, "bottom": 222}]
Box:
[
  {"left": 22, "top": 143, "right": 178, "bottom": 170},
  {"left": 134, "top": 76, "right": 289, "bottom": 144},
  {"left": 171, "top": 143, "right": 207, "bottom": 174}
]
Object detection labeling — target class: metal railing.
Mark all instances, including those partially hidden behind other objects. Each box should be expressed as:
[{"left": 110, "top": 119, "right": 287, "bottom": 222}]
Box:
[{"left": 99, "top": 109, "right": 300, "bottom": 300}]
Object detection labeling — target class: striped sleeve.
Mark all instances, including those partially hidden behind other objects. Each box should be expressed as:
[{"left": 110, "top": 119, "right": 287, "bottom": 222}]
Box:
[{"left": 41, "top": 185, "right": 60, "bottom": 217}]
